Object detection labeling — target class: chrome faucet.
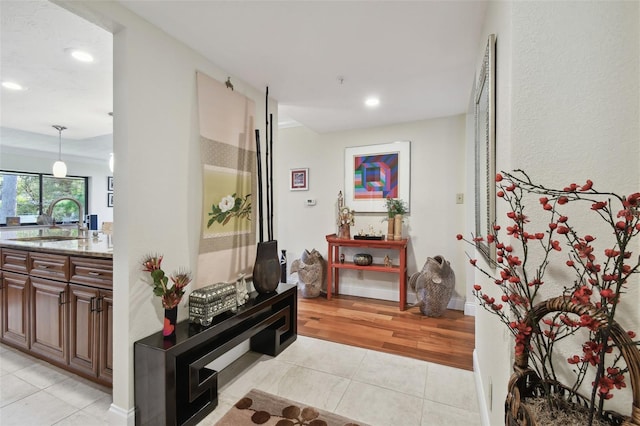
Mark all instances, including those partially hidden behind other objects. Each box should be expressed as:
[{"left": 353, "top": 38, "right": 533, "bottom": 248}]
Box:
[{"left": 46, "top": 197, "right": 88, "bottom": 237}]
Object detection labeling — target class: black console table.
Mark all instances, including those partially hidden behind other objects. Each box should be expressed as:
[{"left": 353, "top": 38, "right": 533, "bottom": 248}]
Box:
[{"left": 134, "top": 283, "right": 297, "bottom": 426}]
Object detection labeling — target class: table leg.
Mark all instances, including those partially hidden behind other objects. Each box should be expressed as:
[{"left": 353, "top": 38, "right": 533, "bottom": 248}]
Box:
[
  {"left": 326, "top": 243, "right": 333, "bottom": 300},
  {"left": 399, "top": 245, "right": 407, "bottom": 311},
  {"left": 333, "top": 245, "right": 340, "bottom": 296}
]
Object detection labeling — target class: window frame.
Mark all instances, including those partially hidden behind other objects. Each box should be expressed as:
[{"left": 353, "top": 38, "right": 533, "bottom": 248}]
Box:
[{"left": 0, "top": 169, "right": 89, "bottom": 226}]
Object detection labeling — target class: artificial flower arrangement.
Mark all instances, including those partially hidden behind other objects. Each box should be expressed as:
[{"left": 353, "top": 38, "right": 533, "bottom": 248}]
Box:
[
  {"left": 457, "top": 170, "right": 640, "bottom": 425},
  {"left": 142, "top": 254, "right": 192, "bottom": 309}
]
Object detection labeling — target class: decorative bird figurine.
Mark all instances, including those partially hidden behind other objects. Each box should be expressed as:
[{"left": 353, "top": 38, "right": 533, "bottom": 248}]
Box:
[{"left": 225, "top": 77, "right": 234, "bottom": 91}]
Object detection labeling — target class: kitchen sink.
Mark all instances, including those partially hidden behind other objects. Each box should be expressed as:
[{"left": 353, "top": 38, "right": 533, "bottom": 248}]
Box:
[{"left": 9, "top": 235, "right": 83, "bottom": 242}]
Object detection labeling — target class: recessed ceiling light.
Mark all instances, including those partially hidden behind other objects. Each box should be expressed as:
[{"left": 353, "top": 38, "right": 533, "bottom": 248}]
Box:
[
  {"left": 365, "top": 97, "right": 380, "bottom": 107},
  {"left": 2, "top": 81, "right": 24, "bottom": 91},
  {"left": 70, "top": 49, "right": 94, "bottom": 63}
]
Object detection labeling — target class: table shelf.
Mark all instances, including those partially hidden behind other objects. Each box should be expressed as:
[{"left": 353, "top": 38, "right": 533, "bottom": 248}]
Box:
[
  {"left": 332, "top": 262, "right": 400, "bottom": 273},
  {"left": 325, "top": 234, "right": 408, "bottom": 310}
]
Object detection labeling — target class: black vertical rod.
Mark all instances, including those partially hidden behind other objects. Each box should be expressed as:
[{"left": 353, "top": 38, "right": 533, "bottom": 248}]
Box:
[
  {"left": 265, "top": 86, "right": 272, "bottom": 241},
  {"left": 269, "top": 112, "right": 274, "bottom": 240},
  {"left": 255, "top": 129, "right": 264, "bottom": 243}
]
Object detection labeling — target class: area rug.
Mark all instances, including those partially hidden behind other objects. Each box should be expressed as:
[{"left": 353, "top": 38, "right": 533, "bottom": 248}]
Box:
[{"left": 214, "top": 388, "right": 369, "bottom": 426}]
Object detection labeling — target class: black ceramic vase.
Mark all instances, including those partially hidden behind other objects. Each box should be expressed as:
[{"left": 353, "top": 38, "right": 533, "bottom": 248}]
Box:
[
  {"left": 253, "top": 240, "right": 281, "bottom": 294},
  {"left": 163, "top": 307, "right": 177, "bottom": 338}
]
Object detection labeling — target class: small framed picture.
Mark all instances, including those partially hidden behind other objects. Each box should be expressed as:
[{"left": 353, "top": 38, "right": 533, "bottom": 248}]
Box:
[
  {"left": 107, "top": 176, "right": 114, "bottom": 191},
  {"left": 290, "top": 168, "right": 309, "bottom": 191},
  {"left": 107, "top": 192, "right": 114, "bottom": 207}
]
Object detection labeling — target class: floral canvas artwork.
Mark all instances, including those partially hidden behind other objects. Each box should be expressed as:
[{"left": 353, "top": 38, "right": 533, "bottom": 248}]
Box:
[
  {"left": 196, "top": 71, "right": 256, "bottom": 268},
  {"left": 202, "top": 165, "right": 252, "bottom": 237}
]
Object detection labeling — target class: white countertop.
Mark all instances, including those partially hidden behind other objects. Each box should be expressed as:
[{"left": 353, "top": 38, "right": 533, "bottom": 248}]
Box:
[{"left": 0, "top": 226, "right": 113, "bottom": 258}]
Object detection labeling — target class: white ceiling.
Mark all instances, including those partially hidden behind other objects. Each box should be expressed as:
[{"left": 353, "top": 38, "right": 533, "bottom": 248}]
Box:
[
  {"left": 0, "top": 0, "right": 113, "bottom": 160},
  {"left": 119, "top": 0, "right": 488, "bottom": 133},
  {"left": 0, "top": 0, "right": 487, "bottom": 160}
]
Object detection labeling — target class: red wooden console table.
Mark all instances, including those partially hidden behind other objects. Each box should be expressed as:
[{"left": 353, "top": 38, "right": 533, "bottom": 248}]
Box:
[{"left": 325, "top": 233, "right": 409, "bottom": 311}]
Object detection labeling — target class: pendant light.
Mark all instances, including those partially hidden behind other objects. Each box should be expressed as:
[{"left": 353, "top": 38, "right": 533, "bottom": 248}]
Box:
[{"left": 52, "top": 125, "right": 67, "bottom": 178}]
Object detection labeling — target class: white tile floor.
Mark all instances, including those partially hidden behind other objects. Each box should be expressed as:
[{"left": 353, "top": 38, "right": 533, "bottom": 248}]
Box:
[
  {"left": 0, "top": 343, "right": 111, "bottom": 425},
  {"left": 0, "top": 336, "right": 481, "bottom": 426}
]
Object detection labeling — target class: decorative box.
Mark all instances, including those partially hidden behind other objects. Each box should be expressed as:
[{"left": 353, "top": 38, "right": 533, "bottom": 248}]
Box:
[{"left": 189, "top": 282, "right": 237, "bottom": 326}]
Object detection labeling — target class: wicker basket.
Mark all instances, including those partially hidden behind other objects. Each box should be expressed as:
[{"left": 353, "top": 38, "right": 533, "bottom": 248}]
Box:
[{"left": 505, "top": 296, "right": 640, "bottom": 426}]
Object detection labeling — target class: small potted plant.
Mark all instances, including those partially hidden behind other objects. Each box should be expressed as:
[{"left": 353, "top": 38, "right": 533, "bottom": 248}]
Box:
[{"left": 385, "top": 197, "right": 407, "bottom": 240}]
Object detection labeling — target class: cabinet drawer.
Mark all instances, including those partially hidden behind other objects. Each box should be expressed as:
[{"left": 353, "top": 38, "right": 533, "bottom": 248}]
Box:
[
  {"left": 1, "top": 248, "right": 29, "bottom": 274},
  {"left": 70, "top": 257, "right": 113, "bottom": 289},
  {"left": 29, "top": 252, "right": 70, "bottom": 282}
]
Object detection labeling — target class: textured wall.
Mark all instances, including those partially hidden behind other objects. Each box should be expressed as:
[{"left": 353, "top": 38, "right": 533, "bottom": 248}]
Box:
[{"left": 475, "top": 1, "right": 639, "bottom": 424}]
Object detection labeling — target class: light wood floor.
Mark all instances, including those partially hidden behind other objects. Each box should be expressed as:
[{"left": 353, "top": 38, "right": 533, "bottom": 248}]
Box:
[{"left": 297, "top": 291, "right": 475, "bottom": 371}]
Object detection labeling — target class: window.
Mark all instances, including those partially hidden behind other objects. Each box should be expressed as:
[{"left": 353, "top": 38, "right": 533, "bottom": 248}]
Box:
[{"left": 0, "top": 171, "right": 88, "bottom": 226}]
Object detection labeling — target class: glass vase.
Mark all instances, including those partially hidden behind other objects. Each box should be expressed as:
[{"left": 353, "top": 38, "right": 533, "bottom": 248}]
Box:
[{"left": 163, "top": 307, "right": 177, "bottom": 338}]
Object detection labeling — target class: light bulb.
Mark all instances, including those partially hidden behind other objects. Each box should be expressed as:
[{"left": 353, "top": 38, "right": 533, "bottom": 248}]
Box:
[
  {"left": 53, "top": 161, "right": 67, "bottom": 178},
  {"left": 109, "top": 153, "right": 114, "bottom": 172},
  {"left": 365, "top": 97, "right": 380, "bottom": 107}
]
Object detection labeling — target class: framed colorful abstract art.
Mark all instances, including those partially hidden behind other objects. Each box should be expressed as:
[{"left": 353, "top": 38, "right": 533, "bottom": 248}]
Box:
[{"left": 344, "top": 141, "right": 411, "bottom": 212}]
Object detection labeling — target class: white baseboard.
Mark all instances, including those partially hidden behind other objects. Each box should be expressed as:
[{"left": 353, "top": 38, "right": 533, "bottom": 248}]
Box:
[
  {"left": 339, "top": 285, "right": 467, "bottom": 312},
  {"left": 473, "top": 349, "right": 491, "bottom": 426},
  {"left": 108, "top": 403, "right": 135, "bottom": 426},
  {"left": 464, "top": 301, "right": 477, "bottom": 316},
  {"left": 447, "top": 295, "right": 465, "bottom": 311}
]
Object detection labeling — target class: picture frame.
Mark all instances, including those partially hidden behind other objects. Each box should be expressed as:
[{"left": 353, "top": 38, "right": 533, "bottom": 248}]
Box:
[
  {"left": 474, "top": 34, "right": 497, "bottom": 263},
  {"left": 107, "top": 176, "right": 114, "bottom": 191},
  {"left": 107, "top": 192, "right": 114, "bottom": 207},
  {"left": 344, "top": 141, "right": 410, "bottom": 213},
  {"left": 289, "top": 168, "right": 309, "bottom": 191}
]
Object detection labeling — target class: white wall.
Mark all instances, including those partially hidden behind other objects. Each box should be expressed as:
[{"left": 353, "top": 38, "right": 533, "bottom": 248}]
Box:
[
  {"left": 58, "top": 2, "right": 271, "bottom": 424},
  {"left": 1, "top": 147, "right": 114, "bottom": 225},
  {"left": 277, "top": 116, "right": 468, "bottom": 308},
  {"left": 471, "top": 2, "right": 514, "bottom": 425},
  {"left": 474, "top": 1, "right": 639, "bottom": 425}
]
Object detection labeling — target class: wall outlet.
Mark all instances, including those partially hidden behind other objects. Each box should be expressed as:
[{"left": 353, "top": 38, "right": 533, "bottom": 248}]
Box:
[{"left": 456, "top": 193, "right": 464, "bottom": 204}]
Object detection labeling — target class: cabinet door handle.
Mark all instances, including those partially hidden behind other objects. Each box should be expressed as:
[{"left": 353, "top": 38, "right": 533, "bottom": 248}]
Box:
[
  {"left": 90, "top": 296, "right": 97, "bottom": 312},
  {"left": 88, "top": 271, "right": 101, "bottom": 276},
  {"left": 39, "top": 264, "right": 49, "bottom": 269},
  {"left": 58, "top": 290, "right": 67, "bottom": 305},
  {"left": 96, "top": 296, "right": 104, "bottom": 313}
]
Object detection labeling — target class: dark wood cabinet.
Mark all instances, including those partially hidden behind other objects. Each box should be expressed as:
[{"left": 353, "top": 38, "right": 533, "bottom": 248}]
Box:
[
  {"left": 70, "top": 257, "right": 113, "bottom": 289},
  {"left": 29, "top": 277, "right": 68, "bottom": 363},
  {"left": 1, "top": 271, "right": 30, "bottom": 349},
  {"left": 1, "top": 248, "right": 29, "bottom": 274},
  {"left": 98, "top": 290, "right": 113, "bottom": 383},
  {"left": 0, "top": 248, "right": 112, "bottom": 387},
  {"left": 68, "top": 283, "right": 98, "bottom": 377},
  {"left": 68, "top": 284, "right": 113, "bottom": 385},
  {"left": 29, "top": 252, "right": 70, "bottom": 282}
]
